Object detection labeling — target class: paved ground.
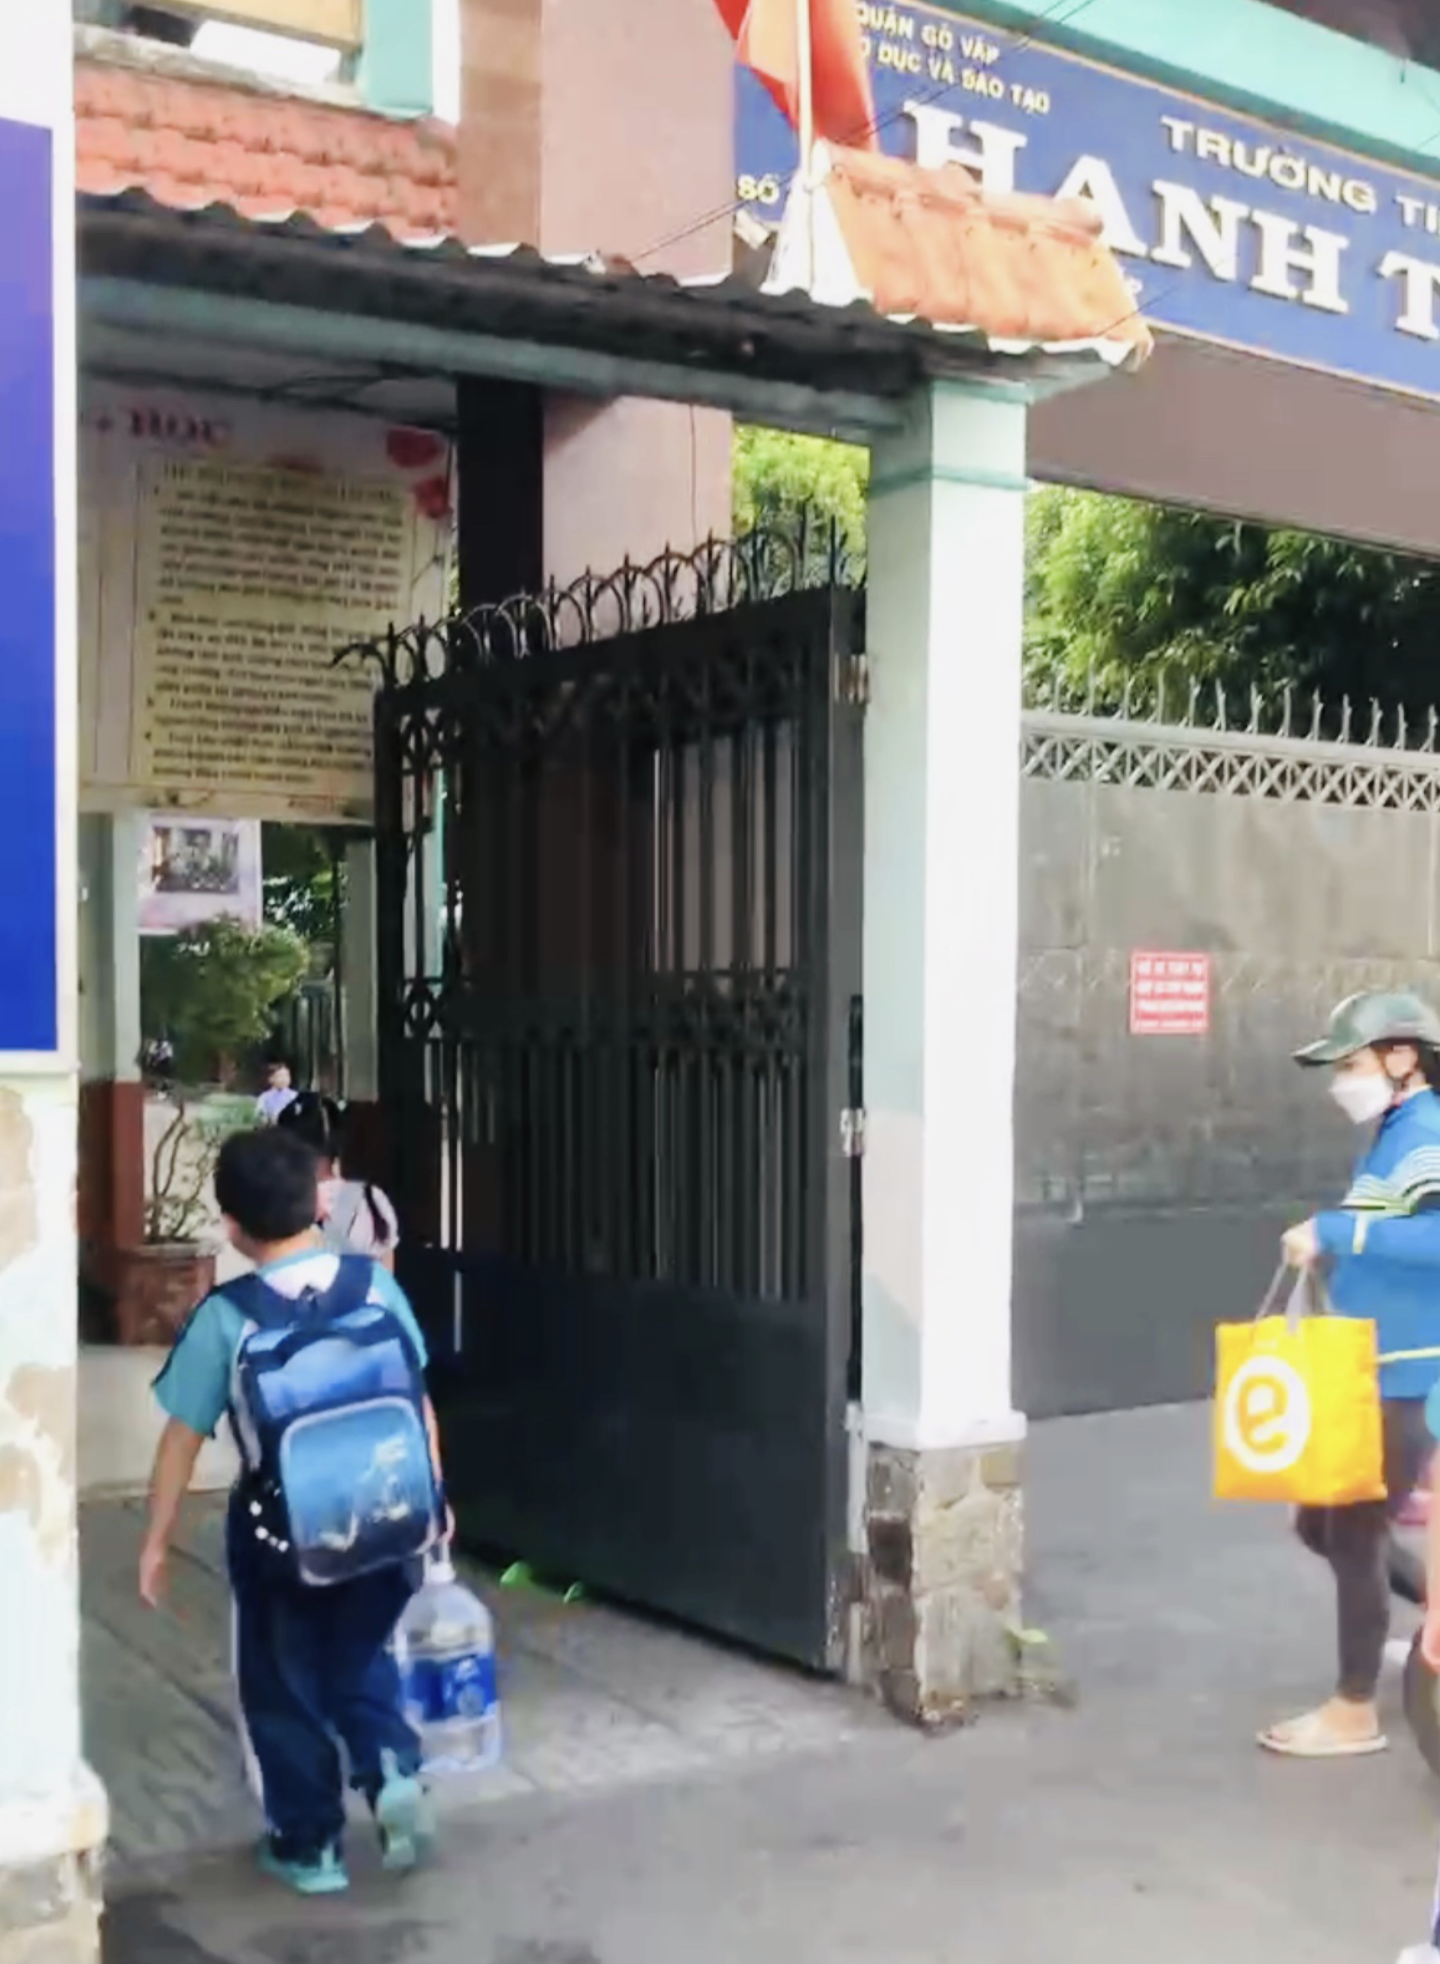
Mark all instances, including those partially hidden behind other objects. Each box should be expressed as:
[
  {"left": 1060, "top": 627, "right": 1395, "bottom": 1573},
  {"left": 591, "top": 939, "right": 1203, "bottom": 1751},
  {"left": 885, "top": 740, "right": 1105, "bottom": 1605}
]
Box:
[
  {"left": 97, "top": 1405, "right": 1440, "bottom": 1963},
  {"left": 82, "top": 1496, "right": 878, "bottom": 1871}
]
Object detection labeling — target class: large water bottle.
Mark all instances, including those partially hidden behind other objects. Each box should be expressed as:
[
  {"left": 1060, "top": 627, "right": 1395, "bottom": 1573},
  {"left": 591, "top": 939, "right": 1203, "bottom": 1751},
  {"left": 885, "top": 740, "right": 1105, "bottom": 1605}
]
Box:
[{"left": 395, "top": 1552, "right": 502, "bottom": 1776}]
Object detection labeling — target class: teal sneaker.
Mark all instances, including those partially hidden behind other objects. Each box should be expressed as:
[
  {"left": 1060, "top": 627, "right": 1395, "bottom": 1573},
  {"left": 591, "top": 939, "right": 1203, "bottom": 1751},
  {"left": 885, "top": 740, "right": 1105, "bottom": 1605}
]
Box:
[
  {"left": 257, "top": 1839, "right": 349, "bottom": 1895},
  {"left": 373, "top": 1751, "right": 434, "bottom": 1873}
]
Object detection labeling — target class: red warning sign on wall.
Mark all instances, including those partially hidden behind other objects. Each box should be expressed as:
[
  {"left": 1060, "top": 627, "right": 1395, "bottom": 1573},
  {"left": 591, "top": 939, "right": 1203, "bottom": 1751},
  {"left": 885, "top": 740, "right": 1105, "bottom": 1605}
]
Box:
[{"left": 1129, "top": 951, "right": 1211, "bottom": 1036}]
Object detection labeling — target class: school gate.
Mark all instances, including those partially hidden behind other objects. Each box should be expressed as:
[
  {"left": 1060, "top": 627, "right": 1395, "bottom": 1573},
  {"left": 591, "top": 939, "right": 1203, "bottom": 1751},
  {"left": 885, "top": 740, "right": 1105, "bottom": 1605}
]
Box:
[
  {"left": 1014, "top": 685, "right": 1440, "bottom": 1420},
  {"left": 350, "top": 541, "right": 1440, "bottom": 1649},
  {"left": 347, "top": 536, "right": 865, "bottom": 1668}
]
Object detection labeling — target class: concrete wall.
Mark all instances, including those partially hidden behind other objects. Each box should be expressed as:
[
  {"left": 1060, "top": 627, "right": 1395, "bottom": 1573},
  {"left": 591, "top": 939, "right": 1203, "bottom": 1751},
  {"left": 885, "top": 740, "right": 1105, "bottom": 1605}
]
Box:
[
  {"left": 1265, "top": 0, "right": 1424, "bottom": 56},
  {"left": 1032, "top": 335, "right": 1440, "bottom": 557}
]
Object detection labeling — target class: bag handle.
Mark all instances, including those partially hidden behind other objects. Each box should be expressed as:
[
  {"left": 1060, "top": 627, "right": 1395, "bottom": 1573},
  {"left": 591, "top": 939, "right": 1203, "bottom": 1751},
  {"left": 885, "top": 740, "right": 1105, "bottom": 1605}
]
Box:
[{"left": 1255, "top": 1264, "right": 1335, "bottom": 1325}]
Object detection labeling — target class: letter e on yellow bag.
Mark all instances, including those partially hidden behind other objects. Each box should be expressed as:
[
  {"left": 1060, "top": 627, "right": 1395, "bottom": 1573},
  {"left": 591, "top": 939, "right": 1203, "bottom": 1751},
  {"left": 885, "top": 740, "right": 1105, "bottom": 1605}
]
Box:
[{"left": 1214, "top": 1281, "right": 1384, "bottom": 1507}]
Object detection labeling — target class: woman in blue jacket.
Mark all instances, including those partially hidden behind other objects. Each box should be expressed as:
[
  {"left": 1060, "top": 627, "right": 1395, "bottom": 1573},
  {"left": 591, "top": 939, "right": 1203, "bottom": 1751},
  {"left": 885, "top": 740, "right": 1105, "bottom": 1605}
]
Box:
[{"left": 1262, "top": 989, "right": 1440, "bottom": 1760}]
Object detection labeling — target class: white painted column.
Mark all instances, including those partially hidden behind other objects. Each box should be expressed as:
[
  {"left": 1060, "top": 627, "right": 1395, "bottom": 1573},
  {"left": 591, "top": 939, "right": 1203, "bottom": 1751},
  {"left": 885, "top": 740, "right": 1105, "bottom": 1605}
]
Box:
[
  {"left": 862, "top": 381, "right": 1029, "bottom": 1454},
  {"left": 77, "top": 811, "right": 143, "bottom": 1083},
  {"left": 107, "top": 814, "right": 143, "bottom": 1079},
  {"left": 0, "top": 10, "right": 107, "bottom": 1956},
  {"left": 343, "top": 838, "right": 379, "bottom": 1100}
]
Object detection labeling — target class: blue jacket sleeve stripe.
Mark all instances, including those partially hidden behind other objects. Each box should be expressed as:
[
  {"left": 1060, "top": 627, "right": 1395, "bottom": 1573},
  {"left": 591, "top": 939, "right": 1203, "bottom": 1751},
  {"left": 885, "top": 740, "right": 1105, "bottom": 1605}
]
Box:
[{"left": 1390, "top": 1146, "right": 1440, "bottom": 1203}]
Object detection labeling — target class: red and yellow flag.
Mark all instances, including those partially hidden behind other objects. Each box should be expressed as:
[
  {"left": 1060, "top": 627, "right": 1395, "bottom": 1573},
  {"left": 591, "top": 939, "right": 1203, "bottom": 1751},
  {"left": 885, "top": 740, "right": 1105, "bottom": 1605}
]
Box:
[{"left": 713, "top": 0, "right": 878, "bottom": 151}]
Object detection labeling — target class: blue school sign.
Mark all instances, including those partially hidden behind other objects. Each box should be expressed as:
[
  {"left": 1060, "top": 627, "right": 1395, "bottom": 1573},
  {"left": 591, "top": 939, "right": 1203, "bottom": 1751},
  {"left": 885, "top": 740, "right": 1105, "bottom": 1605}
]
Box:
[
  {"left": 0, "top": 114, "right": 58, "bottom": 1054},
  {"left": 737, "top": 0, "right": 1440, "bottom": 403}
]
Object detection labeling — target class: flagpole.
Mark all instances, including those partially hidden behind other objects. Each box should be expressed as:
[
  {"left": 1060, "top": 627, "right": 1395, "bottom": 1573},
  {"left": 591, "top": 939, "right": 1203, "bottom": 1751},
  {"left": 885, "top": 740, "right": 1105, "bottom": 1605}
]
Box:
[{"left": 796, "top": 0, "right": 815, "bottom": 290}]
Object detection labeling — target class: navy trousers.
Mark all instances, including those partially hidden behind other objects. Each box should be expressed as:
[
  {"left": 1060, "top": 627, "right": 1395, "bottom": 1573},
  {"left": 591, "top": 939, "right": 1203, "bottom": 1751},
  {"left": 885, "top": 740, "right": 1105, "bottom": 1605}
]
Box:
[{"left": 227, "top": 1491, "right": 421, "bottom": 1857}]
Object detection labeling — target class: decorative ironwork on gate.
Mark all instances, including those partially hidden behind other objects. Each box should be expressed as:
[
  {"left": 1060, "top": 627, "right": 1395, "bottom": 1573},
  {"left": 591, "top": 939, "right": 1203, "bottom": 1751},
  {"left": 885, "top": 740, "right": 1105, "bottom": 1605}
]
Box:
[
  {"left": 340, "top": 520, "right": 859, "bottom": 685},
  {"left": 338, "top": 526, "right": 864, "bottom": 1669}
]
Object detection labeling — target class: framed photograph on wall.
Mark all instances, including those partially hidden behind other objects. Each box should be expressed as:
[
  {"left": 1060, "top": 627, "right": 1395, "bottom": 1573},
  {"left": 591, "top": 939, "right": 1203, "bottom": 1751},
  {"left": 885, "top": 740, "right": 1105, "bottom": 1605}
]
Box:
[{"left": 139, "top": 814, "right": 262, "bottom": 934}]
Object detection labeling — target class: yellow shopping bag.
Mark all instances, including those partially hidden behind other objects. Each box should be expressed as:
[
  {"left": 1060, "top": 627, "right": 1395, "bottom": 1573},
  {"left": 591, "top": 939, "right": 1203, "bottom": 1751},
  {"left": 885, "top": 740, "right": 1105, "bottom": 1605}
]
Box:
[{"left": 1213, "top": 1269, "right": 1385, "bottom": 1506}]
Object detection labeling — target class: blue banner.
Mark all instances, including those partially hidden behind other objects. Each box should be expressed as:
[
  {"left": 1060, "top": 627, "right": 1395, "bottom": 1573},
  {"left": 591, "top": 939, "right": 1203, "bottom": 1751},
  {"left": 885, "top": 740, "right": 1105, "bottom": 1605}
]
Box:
[
  {"left": 0, "top": 115, "right": 58, "bottom": 1054},
  {"left": 737, "top": 1, "right": 1440, "bottom": 401}
]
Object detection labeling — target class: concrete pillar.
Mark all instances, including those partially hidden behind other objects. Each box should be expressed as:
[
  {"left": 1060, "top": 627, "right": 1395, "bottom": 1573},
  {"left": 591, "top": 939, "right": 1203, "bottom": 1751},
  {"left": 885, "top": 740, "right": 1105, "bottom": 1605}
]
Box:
[
  {"left": 537, "top": 0, "right": 734, "bottom": 574},
  {"left": 0, "top": 11, "right": 108, "bottom": 1959},
  {"left": 454, "top": 0, "right": 733, "bottom": 593},
  {"left": 77, "top": 813, "right": 145, "bottom": 1299},
  {"left": 859, "top": 382, "right": 1029, "bottom": 1727},
  {"left": 341, "top": 838, "right": 379, "bottom": 1103},
  {"left": 457, "top": 0, "right": 542, "bottom": 246},
  {"left": 456, "top": 378, "right": 544, "bottom": 609}
]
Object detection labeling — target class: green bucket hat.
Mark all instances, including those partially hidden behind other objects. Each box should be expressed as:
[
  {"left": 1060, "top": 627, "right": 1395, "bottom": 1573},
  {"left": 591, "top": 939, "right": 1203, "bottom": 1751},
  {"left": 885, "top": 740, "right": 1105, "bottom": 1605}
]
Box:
[{"left": 1294, "top": 988, "right": 1440, "bottom": 1067}]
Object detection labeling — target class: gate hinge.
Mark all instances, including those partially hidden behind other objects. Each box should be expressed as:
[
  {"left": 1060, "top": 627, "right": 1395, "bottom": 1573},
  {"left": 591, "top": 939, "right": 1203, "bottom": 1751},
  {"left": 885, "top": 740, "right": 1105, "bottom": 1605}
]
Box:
[
  {"left": 840, "top": 1107, "right": 867, "bottom": 1158},
  {"left": 835, "top": 652, "right": 870, "bottom": 707}
]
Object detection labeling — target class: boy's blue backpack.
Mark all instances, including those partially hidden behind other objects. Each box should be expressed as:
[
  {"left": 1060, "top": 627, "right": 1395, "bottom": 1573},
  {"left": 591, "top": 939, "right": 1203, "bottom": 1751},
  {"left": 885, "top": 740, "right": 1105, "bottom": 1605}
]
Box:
[{"left": 224, "top": 1256, "right": 442, "bottom": 1588}]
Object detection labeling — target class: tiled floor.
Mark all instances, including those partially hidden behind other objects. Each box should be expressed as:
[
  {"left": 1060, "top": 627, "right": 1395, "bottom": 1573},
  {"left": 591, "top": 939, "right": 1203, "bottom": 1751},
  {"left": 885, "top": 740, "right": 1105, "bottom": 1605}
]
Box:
[{"left": 82, "top": 1496, "right": 876, "bottom": 1877}]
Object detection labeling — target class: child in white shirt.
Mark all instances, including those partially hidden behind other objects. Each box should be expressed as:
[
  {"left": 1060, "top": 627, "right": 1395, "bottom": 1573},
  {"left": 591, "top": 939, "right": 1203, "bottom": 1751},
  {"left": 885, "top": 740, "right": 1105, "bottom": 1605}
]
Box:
[{"left": 276, "top": 1093, "right": 399, "bottom": 1270}]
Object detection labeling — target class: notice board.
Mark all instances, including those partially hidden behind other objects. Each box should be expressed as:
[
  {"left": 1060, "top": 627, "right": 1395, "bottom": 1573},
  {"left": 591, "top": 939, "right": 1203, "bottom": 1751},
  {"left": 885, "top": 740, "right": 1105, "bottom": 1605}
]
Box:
[{"left": 79, "top": 383, "right": 453, "bottom": 825}]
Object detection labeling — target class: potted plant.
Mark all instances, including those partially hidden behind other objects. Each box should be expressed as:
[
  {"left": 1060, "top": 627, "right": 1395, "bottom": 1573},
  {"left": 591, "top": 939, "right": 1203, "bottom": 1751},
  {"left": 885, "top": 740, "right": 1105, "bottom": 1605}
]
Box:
[
  {"left": 108, "top": 918, "right": 308, "bottom": 1347},
  {"left": 110, "top": 1093, "right": 249, "bottom": 1346}
]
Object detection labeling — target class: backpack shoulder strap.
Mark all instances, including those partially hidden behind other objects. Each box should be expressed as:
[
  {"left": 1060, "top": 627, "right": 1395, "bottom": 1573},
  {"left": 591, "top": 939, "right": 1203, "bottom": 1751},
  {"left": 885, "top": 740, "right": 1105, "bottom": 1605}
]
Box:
[
  {"left": 218, "top": 1273, "right": 300, "bottom": 1332},
  {"left": 321, "top": 1180, "right": 365, "bottom": 1248},
  {"left": 314, "top": 1253, "right": 377, "bottom": 1322}
]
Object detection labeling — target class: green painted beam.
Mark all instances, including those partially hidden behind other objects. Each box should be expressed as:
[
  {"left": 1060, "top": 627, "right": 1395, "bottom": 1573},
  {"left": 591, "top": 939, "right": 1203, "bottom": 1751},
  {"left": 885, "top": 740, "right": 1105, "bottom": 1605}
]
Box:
[
  {"left": 357, "top": 0, "right": 433, "bottom": 118},
  {"left": 80, "top": 276, "right": 915, "bottom": 442},
  {"left": 939, "top": 0, "right": 1440, "bottom": 180}
]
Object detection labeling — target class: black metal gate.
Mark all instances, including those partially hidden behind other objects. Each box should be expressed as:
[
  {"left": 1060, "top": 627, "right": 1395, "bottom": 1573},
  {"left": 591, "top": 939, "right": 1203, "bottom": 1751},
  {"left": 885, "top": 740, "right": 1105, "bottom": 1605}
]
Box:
[{"left": 351, "top": 535, "right": 864, "bottom": 1668}]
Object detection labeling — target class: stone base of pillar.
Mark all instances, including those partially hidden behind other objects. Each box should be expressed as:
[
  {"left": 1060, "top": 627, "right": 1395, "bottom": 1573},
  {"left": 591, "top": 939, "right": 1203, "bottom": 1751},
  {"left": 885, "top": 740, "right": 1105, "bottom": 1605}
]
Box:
[
  {"left": 860, "top": 1440, "right": 1024, "bottom": 1726},
  {"left": 0, "top": 1774, "right": 107, "bottom": 1964}
]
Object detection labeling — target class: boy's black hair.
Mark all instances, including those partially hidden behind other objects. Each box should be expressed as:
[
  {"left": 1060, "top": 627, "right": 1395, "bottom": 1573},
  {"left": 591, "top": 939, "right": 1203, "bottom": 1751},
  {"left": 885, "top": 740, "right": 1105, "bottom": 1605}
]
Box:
[{"left": 214, "top": 1128, "right": 319, "bottom": 1244}]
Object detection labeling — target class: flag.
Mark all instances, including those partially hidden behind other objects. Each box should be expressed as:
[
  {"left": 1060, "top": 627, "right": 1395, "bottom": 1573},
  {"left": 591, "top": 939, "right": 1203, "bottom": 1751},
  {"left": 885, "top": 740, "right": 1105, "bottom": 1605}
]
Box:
[{"left": 713, "top": 0, "right": 878, "bottom": 151}]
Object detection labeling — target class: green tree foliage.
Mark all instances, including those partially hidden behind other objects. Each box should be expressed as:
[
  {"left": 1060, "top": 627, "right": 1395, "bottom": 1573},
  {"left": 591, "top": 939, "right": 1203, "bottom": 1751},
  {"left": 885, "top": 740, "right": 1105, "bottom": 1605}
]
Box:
[
  {"left": 733, "top": 425, "right": 869, "bottom": 557},
  {"left": 732, "top": 438, "right": 1440, "bottom": 722},
  {"left": 141, "top": 917, "right": 310, "bottom": 1084},
  {"left": 1024, "top": 486, "right": 1440, "bottom": 716},
  {"left": 262, "top": 824, "right": 345, "bottom": 947}
]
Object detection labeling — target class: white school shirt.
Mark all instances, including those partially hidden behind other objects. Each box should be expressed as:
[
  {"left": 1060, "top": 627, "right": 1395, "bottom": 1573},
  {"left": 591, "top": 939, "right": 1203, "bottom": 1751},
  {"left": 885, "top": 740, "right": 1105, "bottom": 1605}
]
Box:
[{"left": 318, "top": 1177, "right": 400, "bottom": 1256}]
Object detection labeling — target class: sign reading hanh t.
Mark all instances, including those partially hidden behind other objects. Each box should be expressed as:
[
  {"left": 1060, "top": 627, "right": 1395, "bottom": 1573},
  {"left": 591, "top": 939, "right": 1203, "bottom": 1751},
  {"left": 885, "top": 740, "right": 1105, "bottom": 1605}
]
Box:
[{"left": 0, "top": 110, "right": 62, "bottom": 1056}]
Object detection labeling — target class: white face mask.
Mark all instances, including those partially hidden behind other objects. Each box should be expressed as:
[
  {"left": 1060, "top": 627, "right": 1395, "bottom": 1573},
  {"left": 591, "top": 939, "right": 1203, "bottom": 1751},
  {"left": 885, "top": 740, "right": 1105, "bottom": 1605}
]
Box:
[{"left": 1330, "top": 1071, "right": 1396, "bottom": 1127}]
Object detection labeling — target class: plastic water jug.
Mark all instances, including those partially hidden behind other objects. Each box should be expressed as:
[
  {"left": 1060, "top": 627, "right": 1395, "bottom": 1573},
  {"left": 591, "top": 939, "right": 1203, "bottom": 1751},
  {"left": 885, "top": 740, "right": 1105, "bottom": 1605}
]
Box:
[{"left": 395, "top": 1553, "right": 501, "bottom": 1776}]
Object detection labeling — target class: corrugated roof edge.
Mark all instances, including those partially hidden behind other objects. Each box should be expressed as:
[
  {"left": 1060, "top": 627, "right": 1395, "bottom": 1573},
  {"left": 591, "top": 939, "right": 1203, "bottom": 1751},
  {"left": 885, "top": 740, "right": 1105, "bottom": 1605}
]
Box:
[{"left": 77, "top": 186, "right": 1153, "bottom": 391}]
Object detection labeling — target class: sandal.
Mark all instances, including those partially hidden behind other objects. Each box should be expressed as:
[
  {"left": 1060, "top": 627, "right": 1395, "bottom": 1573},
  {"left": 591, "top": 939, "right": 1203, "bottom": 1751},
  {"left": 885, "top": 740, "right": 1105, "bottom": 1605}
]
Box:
[{"left": 1258, "top": 1709, "right": 1388, "bottom": 1758}]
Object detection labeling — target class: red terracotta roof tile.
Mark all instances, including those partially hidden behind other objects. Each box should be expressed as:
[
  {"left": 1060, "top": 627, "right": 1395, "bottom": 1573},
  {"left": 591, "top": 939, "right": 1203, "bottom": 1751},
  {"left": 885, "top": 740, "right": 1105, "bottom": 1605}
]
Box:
[
  {"left": 76, "top": 46, "right": 1150, "bottom": 379},
  {"left": 797, "top": 145, "right": 1152, "bottom": 366},
  {"left": 75, "top": 49, "right": 458, "bottom": 242}
]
